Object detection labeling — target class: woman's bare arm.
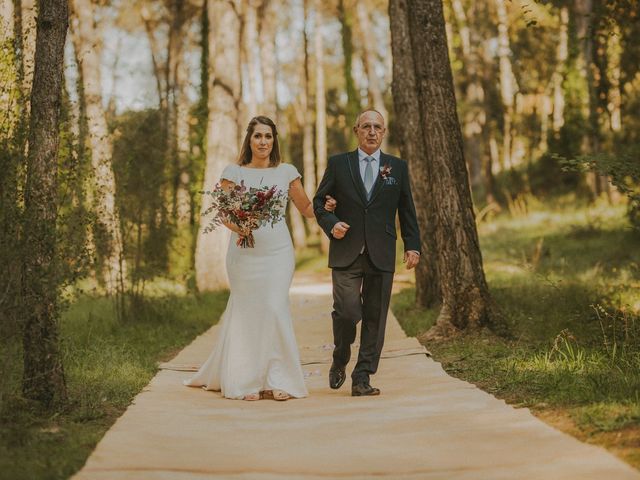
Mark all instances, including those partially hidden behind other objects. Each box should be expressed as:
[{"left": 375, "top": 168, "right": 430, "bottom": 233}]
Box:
[
  {"left": 289, "top": 178, "right": 314, "bottom": 218},
  {"left": 289, "top": 178, "right": 336, "bottom": 219}
]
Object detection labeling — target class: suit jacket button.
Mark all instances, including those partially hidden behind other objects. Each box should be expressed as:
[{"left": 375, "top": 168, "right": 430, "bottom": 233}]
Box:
[{"left": 364, "top": 208, "right": 368, "bottom": 214}]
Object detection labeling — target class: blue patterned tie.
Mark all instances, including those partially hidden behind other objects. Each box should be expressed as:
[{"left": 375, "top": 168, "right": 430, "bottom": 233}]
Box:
[{"left": 363, "top": 156, "right": 374, "bottom": 199}]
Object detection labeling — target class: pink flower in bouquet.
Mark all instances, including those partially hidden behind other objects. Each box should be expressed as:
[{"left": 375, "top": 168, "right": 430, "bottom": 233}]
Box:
[{"left": 201, "top": 181, "right": 286, "bottom": 248}]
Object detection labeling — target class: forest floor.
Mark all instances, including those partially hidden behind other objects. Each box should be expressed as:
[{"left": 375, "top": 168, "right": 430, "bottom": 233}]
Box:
[
  {"left": 0, "top": 289, "right": 229, "bottom": 480},
  {"left": 392, "top": 199, "right": 640, "bottom": 470}
]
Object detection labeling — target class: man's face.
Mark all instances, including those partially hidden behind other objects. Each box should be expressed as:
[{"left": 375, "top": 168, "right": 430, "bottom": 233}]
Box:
[{"left": 354, "top": 111, "right": 386, "bottom": 154}]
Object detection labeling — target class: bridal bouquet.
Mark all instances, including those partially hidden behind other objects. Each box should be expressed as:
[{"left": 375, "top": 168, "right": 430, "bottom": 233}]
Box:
[{"left": 201, "top": 181, "right": 287, "bottom": 248}]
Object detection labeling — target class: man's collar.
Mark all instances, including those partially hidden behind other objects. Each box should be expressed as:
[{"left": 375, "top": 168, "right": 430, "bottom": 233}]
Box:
[{"left": 357, "top": 148, "right": 381, "bottom": 162}]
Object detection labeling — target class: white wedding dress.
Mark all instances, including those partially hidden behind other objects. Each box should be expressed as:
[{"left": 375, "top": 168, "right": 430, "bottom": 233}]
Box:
[{"left": 184, "top": 163, "right": 308, "bottom": 399}]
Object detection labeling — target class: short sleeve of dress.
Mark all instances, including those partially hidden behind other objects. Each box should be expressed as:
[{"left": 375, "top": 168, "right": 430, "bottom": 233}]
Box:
[
  {"left": 283, "top": 163, "right": 301, "bottom": 184},
  {"left": 220, "top": 164, "right": 240, "bottom": 183}
]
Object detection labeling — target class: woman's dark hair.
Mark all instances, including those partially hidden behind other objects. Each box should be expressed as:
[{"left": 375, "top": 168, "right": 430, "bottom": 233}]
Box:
[{"left": 237, "top": 116, "right": 281, "bottom": 166}]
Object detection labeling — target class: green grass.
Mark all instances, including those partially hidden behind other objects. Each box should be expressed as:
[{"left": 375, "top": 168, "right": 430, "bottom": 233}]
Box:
[
  {"left": 0, "top": 287, "right": 228, "bottom": 480},
  {"left": 392, "top": 201, "right": 640, "bottom": 468}
]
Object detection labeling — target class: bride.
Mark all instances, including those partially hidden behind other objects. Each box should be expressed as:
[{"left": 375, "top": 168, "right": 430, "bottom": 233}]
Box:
[{"left": 185, "top": 115, "right": 335, "bottom": 401}]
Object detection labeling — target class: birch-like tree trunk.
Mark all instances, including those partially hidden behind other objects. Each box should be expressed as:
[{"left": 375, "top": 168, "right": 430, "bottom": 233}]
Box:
[
  {"left": 21, "top": 0, "right": 68, "bottom": 406},
  {"left": 242, "top": 0, "right": 260, "bottom": 118},
  {"left": 19, "top": 0, "right": 37, "bottom": 109},
  {"left": 337, "top": 0, "right": 359, "bottom": 131},
  {"left": 390, "top": 0, "right": 493, "bottom": 335},
  {"left": 301, "top": 0, "right": 319, "bottom": 239},
  {"left": 575, "top": 0, "right": 596, "bottom": 145},
  {"left": 259, "top": 0, "right": 277, "bottom": 119},
  {"left": 494, "top": 0, "right": 518, "bottom": 169},
  {"left": 140, "top": 7, "right": 166, "bottom": 115},
  {"left": 175, "top": 40, "right": 192, "bottom": 226},
  {"left": 314, "top": 0, "right": 329, "bottom": 253},
  {"left": 551, "top": 6, "right": 568, "bottom": 134},
  {"left": 389, "top": 0, "right": 439, "bottom": 308},
  {"left": 0, "top": 0, "right": 22, "bottom": 364},
  {"left": 605, "top": 22, "right": 622, "bottom": 202},
  {"left": 165, "top": 0, "right": 191, "bottom": 227},
  {"left": 1, "top": 0, "right": 15, "bottom": 108},
  {"left": 450, "top": 0, "right": 485, "bottom": 188},
  {"left": 195, "top": 0, "right": 242, "bottom": 291},
  {"left": 1, "top": 0, "right": 20, "bottom": 139},
  {"left": 71, "top": 0, "right": 127, "bottom": 294},
  {"left": 356, "top": 1, "right": 388, "bottom": 150},
  {"left": 606, "top": 22, "right": 622, "bottom": 133},
  {"left": 574, "top": 0, "right": 607, "bottom": 197}
]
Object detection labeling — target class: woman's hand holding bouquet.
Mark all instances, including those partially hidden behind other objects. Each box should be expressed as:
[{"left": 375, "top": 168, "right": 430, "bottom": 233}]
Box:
[{"left": 201, "top": 180, "right": 287, "bottom": 248}]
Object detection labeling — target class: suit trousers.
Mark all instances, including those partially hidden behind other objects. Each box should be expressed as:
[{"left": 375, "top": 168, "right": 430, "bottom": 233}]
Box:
[{"left": 331, "top": 252, "right": 394, "bottom": 384}]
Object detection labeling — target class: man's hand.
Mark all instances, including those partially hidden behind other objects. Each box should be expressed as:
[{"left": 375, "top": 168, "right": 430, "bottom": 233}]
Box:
[
  {"left": 403, "top": 250, "right": 420, "bottom": 269},
  {"left": 331, "top": 222, "right": 350, "bottom": 239},
  {"left": 324, "top": 195, "right": 337, "bottom": 212}
]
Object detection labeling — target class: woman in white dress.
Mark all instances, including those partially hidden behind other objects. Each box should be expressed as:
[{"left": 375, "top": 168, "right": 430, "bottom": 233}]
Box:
[{"left": 185, "top": 116, "right": 334, "bottom": 401}]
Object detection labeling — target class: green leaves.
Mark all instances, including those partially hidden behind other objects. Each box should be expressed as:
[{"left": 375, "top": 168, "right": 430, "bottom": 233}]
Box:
[{"left": 558, "top": 147, "right": 640, "bottom": 230}]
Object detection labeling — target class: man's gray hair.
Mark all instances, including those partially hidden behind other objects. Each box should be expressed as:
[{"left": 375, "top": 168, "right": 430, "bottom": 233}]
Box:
[{"left": 354, "top": 108, "right": 385, "bottom": 127}]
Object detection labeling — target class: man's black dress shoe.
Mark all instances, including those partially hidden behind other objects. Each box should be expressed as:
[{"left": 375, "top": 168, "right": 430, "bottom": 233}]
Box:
[
  {"left": 351, "top": 382, "right": 381, "bottom": 397},
  {"left": 329, "top": 363, "right": 346, "bottom": 389}
]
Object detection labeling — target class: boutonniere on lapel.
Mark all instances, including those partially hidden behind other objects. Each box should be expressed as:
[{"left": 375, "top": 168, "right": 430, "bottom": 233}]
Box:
[{"left": 379, "top": 164, "right": 397, "bottom": 185}]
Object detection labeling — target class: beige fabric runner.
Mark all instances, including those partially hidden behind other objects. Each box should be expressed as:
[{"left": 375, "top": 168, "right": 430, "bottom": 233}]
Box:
[{"left": 73, "top": 275, "right": 640, "bottom": 479}]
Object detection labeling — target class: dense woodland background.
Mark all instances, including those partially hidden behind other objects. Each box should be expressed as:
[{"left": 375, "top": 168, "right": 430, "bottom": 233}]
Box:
[{"left": 1, "top": 0, "right": 639, "bottom": 477}]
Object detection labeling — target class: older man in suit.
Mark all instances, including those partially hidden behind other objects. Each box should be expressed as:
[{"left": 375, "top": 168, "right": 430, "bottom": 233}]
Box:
[{"left": 313, "top": 109, "right": 421, "bottom": 396}]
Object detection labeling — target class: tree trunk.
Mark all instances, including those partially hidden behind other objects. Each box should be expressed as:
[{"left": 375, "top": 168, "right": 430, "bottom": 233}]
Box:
[
  {"left": 259, "top": 0, "right": 278, "bottom": 120},
  {"left": 450, "top": 0, "right": 485, "bottom": 188},
  {"left": 19, "top": 0, "right": 37, "bottom": 109},
  {"left": 314, "top": 0, "right": 328, "bottom": 253},
  {"left": 606, "top": 22, "right": 622, "bottom": 133},
  {"left": 0, "top": 0, "right": 22, "bottom": 370},
  {"left": 389, "top": 0, "right": 440, "bottom": 308},
  {"left": 242, "top": 0, "right": 260, "bottom": 118},
  {"left": 175, "top": 40, "right": 192, "bottom": 227},
  {"left": 392, "top": 0, "right": 493, "bottom": 336},
  {"left": 21, "top": 0, "right": 68, "bottom": 406},
  {"left": 575, "top": 0, "right": 597, "bottom": 142},
  {"left": 574, "top": 0, "right": 600, "bottom": 196},
  {"left": 70, "top": 40, "right": 100, "bottom": 283},
  {"left": 0, "top": 1, "right": 15, "bottom": 142},
  {"left": 195, "top": 0, "right": 242, "bottom": 291},
  {"left": 301, "top": 0, "right": 319, "bottom": 239},
  {"left": 337, "top": 0, "right": 359, "bottom": 133},
  {"left": 575, "top": 0, "right": 610, "bottom": 199},
  {"left": 70, "top": 0, "right": 127, "bottom": 294},
  {"left": 355, "top": 1, "right": 389, "bottom": 151},
  {"left": 140, "top": 7, "right": 167, "bottom": 115},
  {"left": 1, "top": 0, "right": 20, "bottom": 141},
  {"left": 539, "top": 93, "right": 551, "bottom": 153},
  {"left": 494, "top": 0, "right": 518, "bottom": 170},
  {"left": 482, "top": 121, "right": 498, "bottom": 205},
  {"left": 167, "top": 0, "right": 186, "bottom": 225},
  {"left": 551, "top": 6, "right": 568, "bottom": 135}
]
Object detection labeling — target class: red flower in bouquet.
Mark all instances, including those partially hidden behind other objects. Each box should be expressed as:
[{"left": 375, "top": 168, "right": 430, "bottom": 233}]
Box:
[{"left": 201, "top": 181, "right": 287, "bottom": 248}]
